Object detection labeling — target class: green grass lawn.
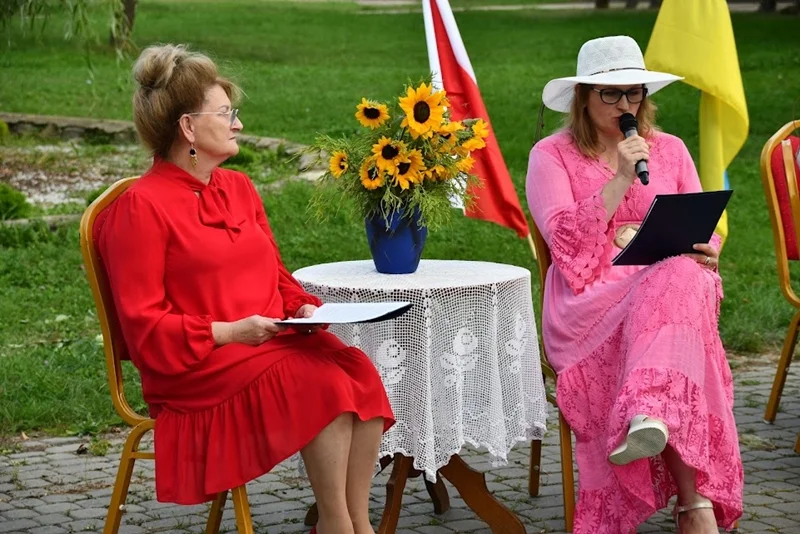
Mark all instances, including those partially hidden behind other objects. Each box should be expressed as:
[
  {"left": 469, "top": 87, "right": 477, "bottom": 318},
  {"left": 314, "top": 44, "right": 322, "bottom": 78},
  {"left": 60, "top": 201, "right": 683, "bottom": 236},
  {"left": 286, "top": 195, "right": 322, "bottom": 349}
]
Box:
[{"left": 1, "top": 0, "right": 800, "bottom": 434}]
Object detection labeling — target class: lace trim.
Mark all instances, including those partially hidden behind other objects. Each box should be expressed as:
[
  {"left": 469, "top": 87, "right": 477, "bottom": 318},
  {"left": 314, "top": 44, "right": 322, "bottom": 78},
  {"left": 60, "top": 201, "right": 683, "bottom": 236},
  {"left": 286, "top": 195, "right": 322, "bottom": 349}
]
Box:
[
  {"left": 557, "top": 352, "right": 742, "bottom": 532},
  {"left": 550, "top": 193, "right": 614, "bottom": 293}
]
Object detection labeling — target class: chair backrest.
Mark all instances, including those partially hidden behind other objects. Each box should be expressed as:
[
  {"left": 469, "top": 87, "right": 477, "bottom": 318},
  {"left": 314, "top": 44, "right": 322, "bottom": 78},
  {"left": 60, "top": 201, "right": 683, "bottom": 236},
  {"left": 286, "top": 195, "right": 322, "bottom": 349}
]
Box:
[
  {"left": 760, "top": 120, "right": 800, "bottom": 307},
  {"left": 79, "top": 176, "right": 146, "bottom": 427},
  {"left": 529, "top": 218, "right": 558, "bottom": 386}
]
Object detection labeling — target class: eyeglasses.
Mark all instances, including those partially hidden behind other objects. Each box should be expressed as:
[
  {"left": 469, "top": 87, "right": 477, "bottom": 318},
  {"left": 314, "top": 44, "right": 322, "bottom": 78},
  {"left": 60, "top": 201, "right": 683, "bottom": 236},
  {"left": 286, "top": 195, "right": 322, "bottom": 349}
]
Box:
[
  {"left": 592, "top": 87, "right": 648, "bottom": 105},
  {"left": 181, "top": 108, "right": 239, "bottom": 127}
]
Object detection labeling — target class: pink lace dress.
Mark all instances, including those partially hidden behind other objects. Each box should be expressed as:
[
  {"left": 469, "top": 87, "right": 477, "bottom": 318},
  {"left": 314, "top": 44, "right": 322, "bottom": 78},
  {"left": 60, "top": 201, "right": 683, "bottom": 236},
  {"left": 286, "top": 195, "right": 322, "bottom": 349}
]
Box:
[{"left": 525, "top": 131, "right": 743, "bottom": 533}]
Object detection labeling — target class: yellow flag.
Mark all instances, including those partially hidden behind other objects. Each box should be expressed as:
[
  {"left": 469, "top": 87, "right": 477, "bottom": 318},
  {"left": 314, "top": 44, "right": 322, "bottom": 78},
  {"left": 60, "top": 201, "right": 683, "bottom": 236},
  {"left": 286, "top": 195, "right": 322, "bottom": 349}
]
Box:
[{"left": 644, "top": 0, "right": 749, "bottom": 242}]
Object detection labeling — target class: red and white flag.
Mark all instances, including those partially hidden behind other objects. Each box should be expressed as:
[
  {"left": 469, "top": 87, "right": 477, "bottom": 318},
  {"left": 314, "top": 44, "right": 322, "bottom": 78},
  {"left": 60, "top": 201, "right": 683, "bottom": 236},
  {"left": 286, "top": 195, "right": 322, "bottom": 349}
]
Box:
[{"left": 422, "top": 0, "right": 529, "bottom": 238}]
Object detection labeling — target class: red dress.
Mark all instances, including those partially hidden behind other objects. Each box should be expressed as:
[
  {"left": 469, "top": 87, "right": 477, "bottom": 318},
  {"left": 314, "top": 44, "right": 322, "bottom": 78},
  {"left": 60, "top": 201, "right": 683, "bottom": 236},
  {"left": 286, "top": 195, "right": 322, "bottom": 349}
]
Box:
[{"left": 96, "top": 159, "right": 395, "bottom": 505}]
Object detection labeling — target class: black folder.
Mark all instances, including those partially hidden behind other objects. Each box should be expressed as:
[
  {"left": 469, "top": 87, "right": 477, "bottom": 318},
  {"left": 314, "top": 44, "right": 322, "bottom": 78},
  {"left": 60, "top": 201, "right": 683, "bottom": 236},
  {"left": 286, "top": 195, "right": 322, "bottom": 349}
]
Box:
[{"left": 612, "top": 190, "right": 733, "bottom": 266}]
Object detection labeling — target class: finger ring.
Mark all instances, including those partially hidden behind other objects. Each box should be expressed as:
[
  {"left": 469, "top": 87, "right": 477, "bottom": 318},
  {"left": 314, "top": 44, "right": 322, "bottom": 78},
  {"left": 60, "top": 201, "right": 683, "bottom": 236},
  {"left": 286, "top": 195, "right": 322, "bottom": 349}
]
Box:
[{"left": 704, "top": 256, "right": 711, "bottom": 266}]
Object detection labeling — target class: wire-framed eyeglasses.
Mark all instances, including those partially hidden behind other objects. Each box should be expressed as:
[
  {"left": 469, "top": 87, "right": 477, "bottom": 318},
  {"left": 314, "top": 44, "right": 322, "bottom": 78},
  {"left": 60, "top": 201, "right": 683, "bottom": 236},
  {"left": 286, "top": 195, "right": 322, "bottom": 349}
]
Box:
[
  {"left": 181, "top": 108, "right": 239, "bottom": 127},
  {"left": 592, "top": 87, "right": 648, "bottom": 105}
]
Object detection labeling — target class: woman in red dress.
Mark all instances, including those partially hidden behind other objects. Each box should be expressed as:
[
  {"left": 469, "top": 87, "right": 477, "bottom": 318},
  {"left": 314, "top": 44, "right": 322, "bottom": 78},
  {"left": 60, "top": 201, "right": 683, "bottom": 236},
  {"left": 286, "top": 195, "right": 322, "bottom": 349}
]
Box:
[{"left": 96, "top": 44, "right": 395, "bottom": 534}]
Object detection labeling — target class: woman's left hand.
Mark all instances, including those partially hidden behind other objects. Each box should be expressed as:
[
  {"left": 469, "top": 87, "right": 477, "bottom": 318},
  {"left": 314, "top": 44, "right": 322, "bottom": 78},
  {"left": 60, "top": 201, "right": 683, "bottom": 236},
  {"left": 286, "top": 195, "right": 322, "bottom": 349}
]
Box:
[
  {"left": 683, "top": 243, "right": 719, "bottom": 270},
  {"left": 292, "top": 304, "right": 326, "bottom": 335}
]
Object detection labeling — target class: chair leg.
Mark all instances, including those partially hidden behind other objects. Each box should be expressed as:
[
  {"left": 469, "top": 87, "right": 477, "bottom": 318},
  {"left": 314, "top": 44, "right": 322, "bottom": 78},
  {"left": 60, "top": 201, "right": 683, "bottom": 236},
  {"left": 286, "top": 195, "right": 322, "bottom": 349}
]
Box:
[
  {"left": 559, "top": 412, "right": 575, "bottom": 534},
  {"left": 103, "top": 419, "right": 153, "bottom": 534},
  {"left": 206, "top": 491, "right": 228, "bottom": 534},
  {"left": 231, "top": 486, "right": 253, "bottom": 534},
  {"left": 765, "top": 310, "right": 800, "bottom": 423},
  {"left": 528, "top": 439, "right": 542, "bottom": 497}
]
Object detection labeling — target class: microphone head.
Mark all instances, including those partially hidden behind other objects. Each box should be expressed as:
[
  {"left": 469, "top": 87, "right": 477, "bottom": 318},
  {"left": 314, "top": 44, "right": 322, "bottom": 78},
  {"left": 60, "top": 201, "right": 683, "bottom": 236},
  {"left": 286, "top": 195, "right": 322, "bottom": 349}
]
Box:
[{"left": 619, "top": 112, "right": 638, "bottom": 134}]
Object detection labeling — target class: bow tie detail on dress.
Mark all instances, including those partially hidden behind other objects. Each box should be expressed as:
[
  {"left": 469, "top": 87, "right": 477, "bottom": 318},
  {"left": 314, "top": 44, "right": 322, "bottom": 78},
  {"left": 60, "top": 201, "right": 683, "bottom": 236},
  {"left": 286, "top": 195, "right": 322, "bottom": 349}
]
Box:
[{"left": 198, "top": 184, "right": 242, "bottom": 241}]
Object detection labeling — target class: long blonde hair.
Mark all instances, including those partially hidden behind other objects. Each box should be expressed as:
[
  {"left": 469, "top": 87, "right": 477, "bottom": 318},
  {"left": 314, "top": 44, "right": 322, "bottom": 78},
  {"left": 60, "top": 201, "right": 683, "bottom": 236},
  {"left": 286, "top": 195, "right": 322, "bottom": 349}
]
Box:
[{"left": 565, "top": 84, "right": 659, "bottom": 159}]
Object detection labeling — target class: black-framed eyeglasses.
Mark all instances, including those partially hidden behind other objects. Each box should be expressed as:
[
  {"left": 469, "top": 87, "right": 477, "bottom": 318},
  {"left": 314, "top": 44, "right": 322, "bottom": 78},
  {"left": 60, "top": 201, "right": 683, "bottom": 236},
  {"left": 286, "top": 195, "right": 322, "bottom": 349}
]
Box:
[
  {"left": 592, "top": 87, "right": 648, "bottom": 105},
  {"left": 180, "top": 108, "right": 239, "bottom": 127}
]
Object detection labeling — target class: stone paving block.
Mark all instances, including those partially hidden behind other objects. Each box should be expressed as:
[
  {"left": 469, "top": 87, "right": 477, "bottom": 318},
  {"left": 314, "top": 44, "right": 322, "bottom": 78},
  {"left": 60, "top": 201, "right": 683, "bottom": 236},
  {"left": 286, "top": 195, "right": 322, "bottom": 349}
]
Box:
[
  {"left": 766, "top": 501, "right": 800, "bottom": 514},
  {"left": 0, "top": 521, "right": 40, "bottom": 534},
  {"left": 35, "top": 513, "right": 74, "bottom": 526},
  {"left": 761, "top": 515, "right": 800, "bottom": 529},
  {"left": 28, "top": 527, "right": 68, "bottom": 534},
  {"left": 439, "top": 519, "right": 487, "bottom": 532},
  {"left": 43, "top": 444, "right": 86, "bottom": 455},
  {"left": 415, "top": 526, "right": 455, "bottom": 534},
  {"left": 2, "top": 508, "right": 39, "bottom": 520},
  {"left": 62, "top": 519, "right": 102, "bottom": 532},
  {"left": 34, "top": 502, "right": 84, "bottom": 515},
  {"left": 68, "top": 507, "right": 109, "bottom": 520},
  {"left": 19, "top": 480, "right": 50, "bottom": 489},
  {"left": 246, "top": 509, "right": 307, "bottom": 527},
  {"left": 11, "top": 498, "right": 46, "bottom": 508}
]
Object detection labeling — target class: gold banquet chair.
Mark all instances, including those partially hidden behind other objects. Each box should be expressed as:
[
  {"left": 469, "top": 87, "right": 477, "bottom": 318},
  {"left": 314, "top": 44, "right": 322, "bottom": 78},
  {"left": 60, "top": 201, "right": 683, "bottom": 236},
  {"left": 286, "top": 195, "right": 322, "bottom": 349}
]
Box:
[
  {"left": 79, "top": 177, "right": 255, "bottom": 534},
  {"left": 526, "top": 221, "right": 576, "bottom": 532},
  {"left": 761, "top": 119, "right": 800, "bottom": 454}
]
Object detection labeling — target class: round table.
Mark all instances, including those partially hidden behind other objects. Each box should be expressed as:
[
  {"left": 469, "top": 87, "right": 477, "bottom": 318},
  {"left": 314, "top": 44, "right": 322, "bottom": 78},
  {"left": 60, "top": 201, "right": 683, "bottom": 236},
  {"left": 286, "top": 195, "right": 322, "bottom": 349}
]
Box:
[{"left": 294, "top": 259, "right": 548, "bottom": 534}]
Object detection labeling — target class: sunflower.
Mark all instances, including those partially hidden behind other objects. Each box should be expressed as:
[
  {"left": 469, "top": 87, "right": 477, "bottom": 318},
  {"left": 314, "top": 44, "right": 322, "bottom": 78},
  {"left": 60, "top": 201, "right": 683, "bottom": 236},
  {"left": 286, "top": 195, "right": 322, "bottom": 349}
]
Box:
[
  {"left": 424, "top": 163, "right": 447, "bottom": 181},
  {"left": 399, "top": 83, "right": 446, "bottom": 139},
  {"left": 435, "top": 120, "right": 463, "bottom": 151},
  {"left": 472, "top": 118, "right": 489, "bottom": 139},
  {"left": 371, "top": 136, "right": 406, "bottom": 174},
  {"left": 360, "top": 158, "right": 386, "bottom": 190},
  {"left": 456, "top": 155, "right": 475, "bottom": 173},
  {"left": 329, "top": 151, "right": 348, "bottom": 178},
  {"left": 394, "top": 150, "right": 425, "bottom": 190},
  {"left": 462, "top": 136, "right": 486, "bottom": 152},
  {"left": 355, "top": 98, "right": 390, "bottom": 129},
  {"left": 462, "top": 119, "right": 489, "bottom": 151}
]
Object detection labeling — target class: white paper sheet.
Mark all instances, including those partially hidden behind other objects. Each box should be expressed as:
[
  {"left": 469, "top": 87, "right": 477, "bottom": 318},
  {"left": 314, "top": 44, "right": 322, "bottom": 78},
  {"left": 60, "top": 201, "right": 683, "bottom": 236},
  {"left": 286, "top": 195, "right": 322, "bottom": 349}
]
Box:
[{"left": 275, "top": 302, "right": 412, "bottom": 325}]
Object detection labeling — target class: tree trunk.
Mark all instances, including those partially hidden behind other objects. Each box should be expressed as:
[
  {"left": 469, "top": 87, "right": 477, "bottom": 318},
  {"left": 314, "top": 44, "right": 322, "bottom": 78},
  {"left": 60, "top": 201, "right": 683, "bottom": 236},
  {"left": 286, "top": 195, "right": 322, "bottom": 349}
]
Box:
[
  {"left": 625, "top": 0, "right": 638, "bottom": 8},
  {"left": 109, "top": 0, "right": 137, "bottom": 47},
  {"left": 758, "top": 0, "right": 777, "bottom": 12},
  {"left": 649, "top": 0, "right": 662, "bottom": 7},
  {"left": 596, "top": 0, "right": 610, "bottom": 8}
]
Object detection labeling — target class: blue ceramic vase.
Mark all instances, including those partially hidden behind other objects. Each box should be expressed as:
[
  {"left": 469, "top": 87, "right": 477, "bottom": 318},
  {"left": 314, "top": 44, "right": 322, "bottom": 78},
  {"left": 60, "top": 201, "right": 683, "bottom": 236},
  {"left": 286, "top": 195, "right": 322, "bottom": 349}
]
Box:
[{"left": 365, "top": 209, "right": 428, "bottom": 274}]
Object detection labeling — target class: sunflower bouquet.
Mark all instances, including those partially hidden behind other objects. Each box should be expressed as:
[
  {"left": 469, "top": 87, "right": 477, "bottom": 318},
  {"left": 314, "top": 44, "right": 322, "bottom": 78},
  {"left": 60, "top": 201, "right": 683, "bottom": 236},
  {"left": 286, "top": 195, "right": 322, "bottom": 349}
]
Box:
[{"left": 309, "top": 80, "right": 489, "bottom": 231}]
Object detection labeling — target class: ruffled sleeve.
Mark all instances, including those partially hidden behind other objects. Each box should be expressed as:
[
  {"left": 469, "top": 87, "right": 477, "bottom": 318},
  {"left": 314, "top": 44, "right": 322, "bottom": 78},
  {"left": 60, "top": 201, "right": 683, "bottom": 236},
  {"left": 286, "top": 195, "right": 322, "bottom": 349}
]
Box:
[
  {"left": 525, "top": 144, "right": 615, "bottom": 294},
  {"left": 246, "top": 180, "right": 323, "bottom": 317},
  {"left": 98, "top": 191, "right": 216, "bottom": 376}
]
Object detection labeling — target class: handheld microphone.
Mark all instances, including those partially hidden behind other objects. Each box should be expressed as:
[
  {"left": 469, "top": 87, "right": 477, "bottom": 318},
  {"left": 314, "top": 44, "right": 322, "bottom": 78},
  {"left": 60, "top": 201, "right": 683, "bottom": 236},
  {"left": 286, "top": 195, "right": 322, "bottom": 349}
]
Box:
[{"left": 618, "top": 113, "right": 649, "bottom": 186}]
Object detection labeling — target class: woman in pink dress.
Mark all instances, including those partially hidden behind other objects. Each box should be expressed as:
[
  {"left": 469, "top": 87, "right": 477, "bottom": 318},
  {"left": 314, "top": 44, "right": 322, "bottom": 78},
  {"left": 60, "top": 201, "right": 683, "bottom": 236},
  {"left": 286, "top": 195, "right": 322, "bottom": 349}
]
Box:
[{"left": 525, "top": 36, "right": 743, "bottom": 533}]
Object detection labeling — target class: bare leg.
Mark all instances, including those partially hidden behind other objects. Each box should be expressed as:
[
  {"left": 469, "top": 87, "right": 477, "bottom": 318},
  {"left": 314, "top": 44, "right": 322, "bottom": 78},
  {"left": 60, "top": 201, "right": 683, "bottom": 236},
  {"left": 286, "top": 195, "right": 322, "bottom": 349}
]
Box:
[
  {"left": 662, "top": 445, "right": 718, "bottom": 534},
  {"left": 345, "top": 417, "right": 384, "bottom": 534},
  {"left": 301, "top": 414, "right": 356, "bottom": 534}
]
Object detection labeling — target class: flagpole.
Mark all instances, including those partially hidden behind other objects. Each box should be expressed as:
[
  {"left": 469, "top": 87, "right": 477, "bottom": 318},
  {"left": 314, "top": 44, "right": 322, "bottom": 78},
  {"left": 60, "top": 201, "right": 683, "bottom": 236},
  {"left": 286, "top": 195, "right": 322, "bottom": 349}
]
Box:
[{"left": 526, "top": 233, "right": 538, "bottom": 261}]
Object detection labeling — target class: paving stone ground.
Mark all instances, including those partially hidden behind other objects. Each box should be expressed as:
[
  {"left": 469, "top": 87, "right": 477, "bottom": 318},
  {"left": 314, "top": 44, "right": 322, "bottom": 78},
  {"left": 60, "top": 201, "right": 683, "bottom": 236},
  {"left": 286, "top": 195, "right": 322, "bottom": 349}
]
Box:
[{"left": 2, "top": 355, "right": 800, "bottom": 534}]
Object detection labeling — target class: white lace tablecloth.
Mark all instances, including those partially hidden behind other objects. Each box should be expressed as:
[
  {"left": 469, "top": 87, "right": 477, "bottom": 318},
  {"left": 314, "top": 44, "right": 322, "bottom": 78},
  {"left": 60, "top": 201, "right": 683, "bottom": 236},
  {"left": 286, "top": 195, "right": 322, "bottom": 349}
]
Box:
[{"left": 293, "top": 259, "right": 548, "bottom": 481}]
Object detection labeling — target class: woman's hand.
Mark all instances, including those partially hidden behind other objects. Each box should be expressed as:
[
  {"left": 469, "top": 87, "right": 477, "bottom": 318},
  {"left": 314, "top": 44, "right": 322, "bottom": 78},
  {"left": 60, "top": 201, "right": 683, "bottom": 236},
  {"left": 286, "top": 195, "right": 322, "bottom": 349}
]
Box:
[
  {"left": 214, "top": 315, "right": 286, "bottom": 346},
  {"left": 616, "top": 135, "right": 650, "bottom": 184},
  {"left": 684, "top": 243, "right": 719, "bottom": 271},
  {"left": 291, "top": 304, "right": 326, "bottom": 335}
]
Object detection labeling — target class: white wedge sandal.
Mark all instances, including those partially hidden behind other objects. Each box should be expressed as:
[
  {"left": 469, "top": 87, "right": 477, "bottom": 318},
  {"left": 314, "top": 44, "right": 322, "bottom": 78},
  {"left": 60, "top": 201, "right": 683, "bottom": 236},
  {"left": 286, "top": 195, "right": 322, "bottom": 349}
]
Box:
[
  {"left": 608, "top": 414, "right": 669, "bottom": 465},
  {"left": 672, "top": 497, "right": 715, "bottom": 534}
]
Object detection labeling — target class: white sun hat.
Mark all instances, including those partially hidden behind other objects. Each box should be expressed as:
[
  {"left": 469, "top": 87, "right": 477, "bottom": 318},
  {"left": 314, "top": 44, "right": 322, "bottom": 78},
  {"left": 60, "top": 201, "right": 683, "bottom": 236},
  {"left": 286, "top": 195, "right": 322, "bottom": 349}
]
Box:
[{"left": 542, "top": 35, "right": 683, "bottom": 113}]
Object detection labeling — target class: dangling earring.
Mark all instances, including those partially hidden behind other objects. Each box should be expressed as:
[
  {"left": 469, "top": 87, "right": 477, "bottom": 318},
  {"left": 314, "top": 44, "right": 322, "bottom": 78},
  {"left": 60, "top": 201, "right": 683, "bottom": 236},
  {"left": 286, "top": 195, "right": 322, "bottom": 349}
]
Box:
[{"left": 189, "top": 144, "right": 198, "bottom": 168}]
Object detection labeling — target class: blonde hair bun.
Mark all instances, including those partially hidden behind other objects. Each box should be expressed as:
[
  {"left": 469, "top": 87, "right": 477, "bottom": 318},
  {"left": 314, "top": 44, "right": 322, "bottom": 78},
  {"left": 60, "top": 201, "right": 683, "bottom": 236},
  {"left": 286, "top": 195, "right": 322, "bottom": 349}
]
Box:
[{"left": 132, "top": 44, "right": 191, "bottom": 90}]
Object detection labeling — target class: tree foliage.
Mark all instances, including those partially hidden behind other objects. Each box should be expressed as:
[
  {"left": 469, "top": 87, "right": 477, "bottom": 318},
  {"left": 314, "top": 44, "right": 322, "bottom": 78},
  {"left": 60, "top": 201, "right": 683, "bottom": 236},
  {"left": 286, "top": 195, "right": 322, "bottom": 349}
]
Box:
[{"left": 1, "top": 0, "right": 136, "bottom": 56}]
